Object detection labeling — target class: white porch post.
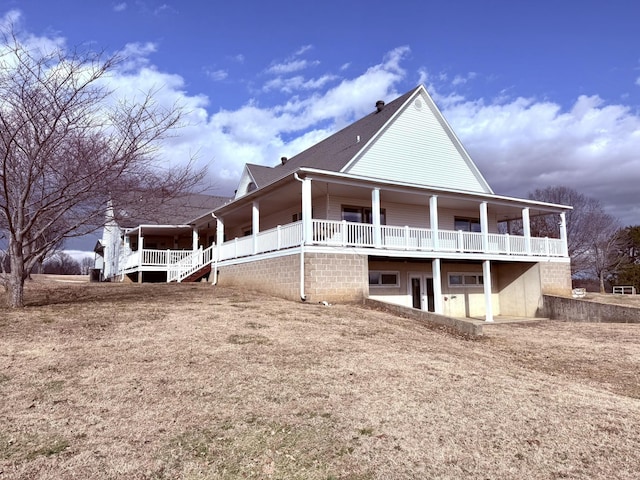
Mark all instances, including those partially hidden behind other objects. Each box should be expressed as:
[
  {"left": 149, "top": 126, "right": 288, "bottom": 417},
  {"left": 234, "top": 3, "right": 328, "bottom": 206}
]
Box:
[
  {"left": 480, "top": 201, "right": 489, "bottom": 252},
  {"left": 191, "top": 228, "right": 199, "bottom": 269},
  {"left": 137, "top": 228, "right": 143, "bottom": 284},
  {"left": 216, "top": 217, "right": 225, "bottom": 247},
  {"left": 372, "top": 188, "right": 381, "bottom": 247},
  {"left": 192, "top": 229, "right": 198, "bottom": 251},
  {"left": 432, "top": 258, "right": 443, "bottom": 314},
  {"left": 483, "top": 260, "right": 494, "bottom": 322},
  {"left": 430, "top": 195, "right": 439, "bottom": 250},
  {"left": 522, "top": 207, "right": 531, "bottom": 255},
  {"left": 252, "top": 200, "right": 260, "bottom": 254},
  {"left": 301, "top": 177, "right": 312, "bottom": 245},
  {"left": 559, "top": 212, "right": 568, "bottom": 256}
]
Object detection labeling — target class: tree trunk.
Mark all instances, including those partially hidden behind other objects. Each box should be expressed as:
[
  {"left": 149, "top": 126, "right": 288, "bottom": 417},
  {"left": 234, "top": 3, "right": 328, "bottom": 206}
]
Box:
[
  {"left": 599, "top": 270, "right": 606, "bottom": 294},
  {"left": 8, "top": 240, "right": 26, "bottom": 308}
]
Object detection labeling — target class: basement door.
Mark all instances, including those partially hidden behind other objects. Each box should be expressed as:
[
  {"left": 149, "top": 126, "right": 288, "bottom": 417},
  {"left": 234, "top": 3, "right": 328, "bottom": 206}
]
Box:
[{"left": 409, "top": 274, "right": 435, "bottom": 312}]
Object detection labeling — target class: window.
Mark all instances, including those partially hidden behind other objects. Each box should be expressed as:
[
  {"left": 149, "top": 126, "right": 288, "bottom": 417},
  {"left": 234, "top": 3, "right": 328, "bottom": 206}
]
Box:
[
  {"left": 448, "top": 273, "right": 484, "bottom": 287},
  {"left": 369, "top": 271, "right": 399, "bottom": 287},
  {"left": 342, "top": 206, "right": 386, "bottom": 224},
  {"left": 454, "top": 217, "right": 481, "bottom": 232},
  {"left": 292, "top": 210, "right": 313, "bottom": 222}
]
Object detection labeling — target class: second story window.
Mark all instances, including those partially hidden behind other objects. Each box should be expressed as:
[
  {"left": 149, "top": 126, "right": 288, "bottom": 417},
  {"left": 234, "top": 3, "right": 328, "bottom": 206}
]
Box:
[
  {"left": 342, "top": 206, "right": 386, "bottom": 224},
  {"left": 454, "top": 217, "right": 481, "bottom": 232}
]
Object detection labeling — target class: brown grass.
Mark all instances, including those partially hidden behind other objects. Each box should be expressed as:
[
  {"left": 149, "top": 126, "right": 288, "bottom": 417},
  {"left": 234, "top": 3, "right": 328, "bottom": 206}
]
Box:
[
  {"left": 1, "top": 280, "right": 640, "bottom": 479},
  {"left": 582, "top": 292, "right": 640, "bottom": 308}
]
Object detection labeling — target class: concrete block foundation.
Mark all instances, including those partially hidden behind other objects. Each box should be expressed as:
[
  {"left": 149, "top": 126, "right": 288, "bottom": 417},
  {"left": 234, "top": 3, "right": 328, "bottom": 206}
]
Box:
[{"left": 216, "top": 251, "right": 368, "bottom": 303}]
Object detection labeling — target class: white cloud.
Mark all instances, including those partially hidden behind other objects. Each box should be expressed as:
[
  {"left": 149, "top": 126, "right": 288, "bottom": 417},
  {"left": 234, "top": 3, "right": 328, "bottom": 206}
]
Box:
[
  {"left": 452, "top": 72, "right": 477, "bottom": 86},
  {"left": 265, "top": 45, "right": 320, "bottom": 76},
  {"left": 266, "top": 59, "right": 320, "bottom": 75},
  {"left": 154, "top": 4, "right": 176, "bottom": 15},
  {"left": 150, "top": 47, "right": 412, "bottom": 194},
  {"left": 294, "top": 45, "right": 313, "bottom": 56},
  {"left": 263, "top": 74, "right": 338, "bottom": 93},
  {"left": 440, "top": 89, "right": 640, "bottom": 225},
  {"left": 118, "top": 41, "right": 157, "bottom": 71},
  {"left": 204, "top": 68, "right": 228, "bottom": 81},
  {"left": 0, "top": 10, "right": 66, "bottom": 60},
  {"left": 0, "top": 8, "right": 21, "bottom": 27},
  {"left": 113, "top": 3, "right": 127, "bottom": 12}
]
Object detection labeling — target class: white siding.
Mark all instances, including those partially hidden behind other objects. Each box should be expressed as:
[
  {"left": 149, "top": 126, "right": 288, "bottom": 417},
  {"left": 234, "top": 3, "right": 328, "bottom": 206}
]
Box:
[
  {"left": 345, "top": 91, "right": 491, "bottom": 193},
  {"left": 257, "top": 197, "right": 325, "bottom": 232},
  {"left": 261, "top": 209, "right": 298, "bottom": 231},
  {"left": 234, "top": 167, "right": 255, "bottom": 199},
  {"left": 384, "top": 201, "right": 429, "bottom": 228}
]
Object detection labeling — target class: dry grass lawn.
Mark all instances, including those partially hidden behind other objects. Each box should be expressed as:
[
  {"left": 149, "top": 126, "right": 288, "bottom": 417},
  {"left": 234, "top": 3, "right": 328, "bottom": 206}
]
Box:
[{"left": 1, "top": 278, "right": 640, "bottom": 479}]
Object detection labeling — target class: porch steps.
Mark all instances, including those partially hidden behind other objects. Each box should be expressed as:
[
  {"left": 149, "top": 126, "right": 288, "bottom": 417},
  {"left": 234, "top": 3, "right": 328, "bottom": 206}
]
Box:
[{"left": 176, "top": 264, "right": 211, "bottom": 283}]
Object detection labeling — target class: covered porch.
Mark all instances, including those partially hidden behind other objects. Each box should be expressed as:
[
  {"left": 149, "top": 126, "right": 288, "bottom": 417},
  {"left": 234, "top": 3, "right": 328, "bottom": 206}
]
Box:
[
  {"left": 120, "top": 224, "right": 212, "bottom": 282},
  {"left": 212, "top": 168, "right": 569, "bottom": 263}
]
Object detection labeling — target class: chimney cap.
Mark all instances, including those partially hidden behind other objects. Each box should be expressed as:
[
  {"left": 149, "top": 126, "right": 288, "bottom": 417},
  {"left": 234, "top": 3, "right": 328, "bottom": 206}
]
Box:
[{"left": 375, "top": 100, "right": 385, "bottom": 112}]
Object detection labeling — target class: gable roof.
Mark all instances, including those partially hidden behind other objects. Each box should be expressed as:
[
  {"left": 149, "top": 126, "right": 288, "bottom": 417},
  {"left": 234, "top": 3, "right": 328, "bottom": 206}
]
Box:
[
  {"left": 242, "top": 87, "right": 418, "bottom": 192},
  {"left": 239, "top": 85, "right": 492, "bottom": 196},
  {"left": 343, "top": 86, "right": 492, "bottom": 193},
  {"left": 245, "top": 163, "right": 284, "bottom": 189}
]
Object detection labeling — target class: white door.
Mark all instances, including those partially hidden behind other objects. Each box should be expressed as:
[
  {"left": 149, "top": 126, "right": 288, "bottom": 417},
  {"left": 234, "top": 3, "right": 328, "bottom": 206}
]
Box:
[{"left": 409, "top": 274, "right": 435, "bottom": 312}]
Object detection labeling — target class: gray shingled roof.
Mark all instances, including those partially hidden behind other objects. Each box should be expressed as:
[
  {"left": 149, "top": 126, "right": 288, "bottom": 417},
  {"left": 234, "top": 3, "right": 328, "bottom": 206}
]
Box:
[
  {"left": 115, "top": 193, "right": 230, "bottom": 228},
  {"left": 244, "top": 163, "right": 283, "bottom": 188},
  {"left": 246, "top": 86, "right": 419, "bottom": 188}
]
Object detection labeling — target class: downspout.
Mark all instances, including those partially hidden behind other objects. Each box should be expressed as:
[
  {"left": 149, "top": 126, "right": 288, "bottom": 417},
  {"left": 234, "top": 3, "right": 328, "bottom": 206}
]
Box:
[{"left": 293, "top": 172, "right": 307, "bottom": 301}]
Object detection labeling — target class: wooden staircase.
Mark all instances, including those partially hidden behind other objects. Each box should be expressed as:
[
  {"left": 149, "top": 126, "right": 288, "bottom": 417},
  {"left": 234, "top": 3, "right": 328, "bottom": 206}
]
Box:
[{"left": 178, "top": 263, "right": 211, "bottom": 283}]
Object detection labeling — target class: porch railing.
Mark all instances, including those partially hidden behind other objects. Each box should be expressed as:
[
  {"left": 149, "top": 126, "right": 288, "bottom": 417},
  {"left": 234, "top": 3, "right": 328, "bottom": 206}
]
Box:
[
  {"left": 167, "top": 245, "right": 216, "bottom": 283},
  {"left": 215, "top": 219, "right": 566, "bottom": 261},
  {"left": 120, "top": 219, "right": 567, "bottom": 280},
  {"left": 218, "top": 221, "right": 303, "bottom": 260}
]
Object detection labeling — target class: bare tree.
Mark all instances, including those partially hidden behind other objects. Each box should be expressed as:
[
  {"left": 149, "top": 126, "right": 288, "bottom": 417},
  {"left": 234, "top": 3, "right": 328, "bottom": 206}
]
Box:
[
  {"left": 43, "top": 252, "right": 81, "bottom": 275},
  {"left": 528, "top": 186, "right": 619, "bottom": 277},
  {"left": 0, "top": 26, "right": 204, "bottom": 307},
  {"left": 588, "top": 215, "right": 623, "bottom": 292},
  {"left": 80, "top": 256, "right": 94, "bottom": 275},
  {"left": 610, "top": 226, "right": 640, "bottom": 291}
]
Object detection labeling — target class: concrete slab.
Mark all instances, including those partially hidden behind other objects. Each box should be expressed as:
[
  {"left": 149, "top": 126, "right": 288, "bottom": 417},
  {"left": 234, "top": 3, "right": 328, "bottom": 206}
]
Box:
[{"left": 467, "top": 316, "right": 550, "bottom": 325}]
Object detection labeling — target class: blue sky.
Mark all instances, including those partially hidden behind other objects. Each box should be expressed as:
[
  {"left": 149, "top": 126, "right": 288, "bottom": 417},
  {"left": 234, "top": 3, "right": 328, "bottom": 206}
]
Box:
[{"left": 2, "top": 0, "right": 640, "bottom": 251}]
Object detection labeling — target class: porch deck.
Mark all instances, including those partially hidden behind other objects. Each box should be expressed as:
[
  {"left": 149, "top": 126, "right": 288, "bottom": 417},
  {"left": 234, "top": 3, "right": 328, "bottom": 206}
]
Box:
[
  {"left": 216, "top": 219, "right": 566, "bottom": 261},
  {"left": 119, "top": 219, "right": 567, "bottom": 282}
]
